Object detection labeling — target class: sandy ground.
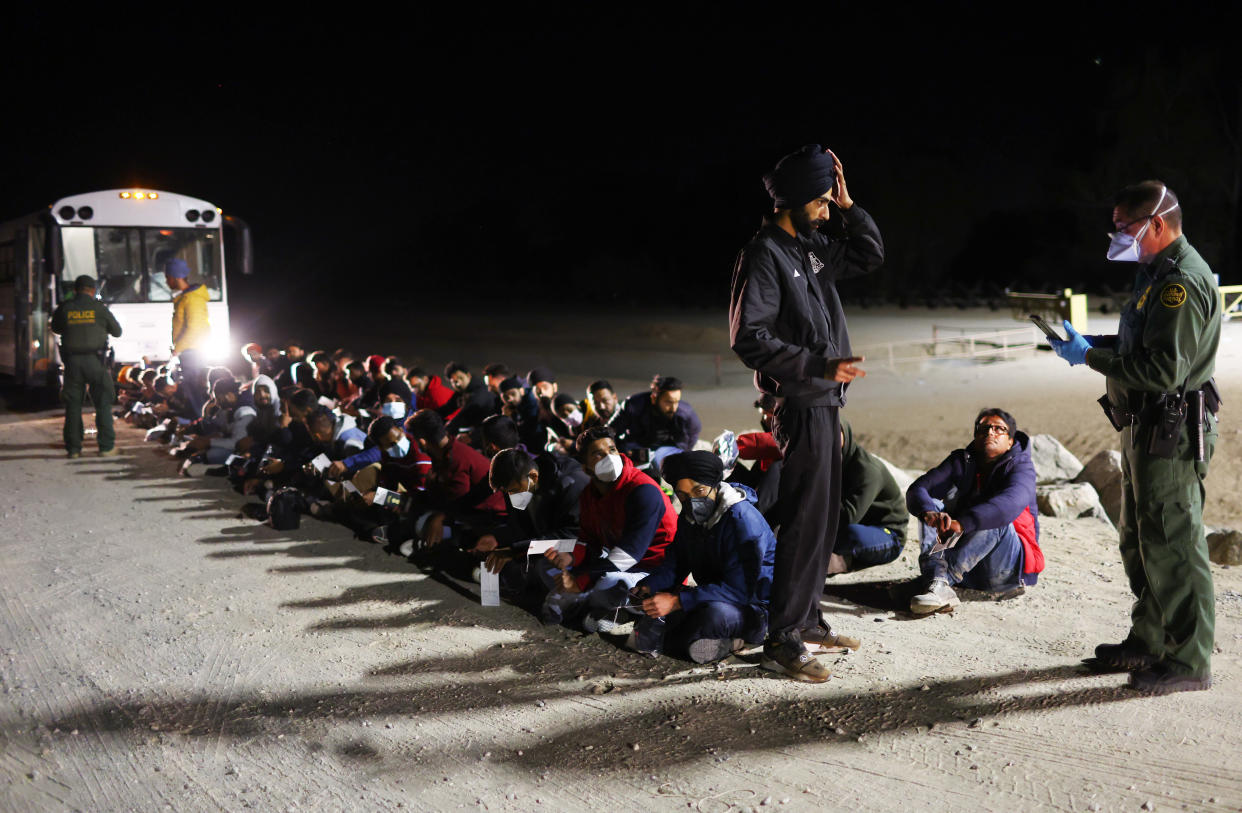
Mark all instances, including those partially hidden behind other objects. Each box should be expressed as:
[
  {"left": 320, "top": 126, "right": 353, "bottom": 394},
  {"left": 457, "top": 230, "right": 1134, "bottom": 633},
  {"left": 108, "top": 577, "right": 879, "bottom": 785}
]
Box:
[{"left": 2, "top": 308, "right": 1242, "bottom": 812}]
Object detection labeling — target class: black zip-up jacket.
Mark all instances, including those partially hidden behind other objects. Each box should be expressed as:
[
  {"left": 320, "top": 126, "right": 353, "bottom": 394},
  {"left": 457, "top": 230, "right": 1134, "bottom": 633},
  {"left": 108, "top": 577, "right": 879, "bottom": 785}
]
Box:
[
  {"left": 729, "top": 205, "right": 884, "bottom": 406},
  {"left": 492, "top": 452, "right": 589, "bottom": 553}
]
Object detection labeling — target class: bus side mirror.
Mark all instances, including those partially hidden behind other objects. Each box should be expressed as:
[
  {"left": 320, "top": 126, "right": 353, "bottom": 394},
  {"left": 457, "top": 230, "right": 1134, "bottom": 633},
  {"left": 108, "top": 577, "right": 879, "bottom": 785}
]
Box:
[{"left": 223, "top": 215, "right": 253, "bottom": 276}]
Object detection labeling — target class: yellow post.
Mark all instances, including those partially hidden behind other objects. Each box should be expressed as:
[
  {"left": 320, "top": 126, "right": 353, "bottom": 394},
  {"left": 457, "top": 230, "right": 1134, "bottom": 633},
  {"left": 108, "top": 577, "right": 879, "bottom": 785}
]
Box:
[
  {"left": 1220, "top": 284, "right": 1242, "bottom": 321},
  {"left": 1065, "top": 289, "right": 1089, "bottom": 333}
]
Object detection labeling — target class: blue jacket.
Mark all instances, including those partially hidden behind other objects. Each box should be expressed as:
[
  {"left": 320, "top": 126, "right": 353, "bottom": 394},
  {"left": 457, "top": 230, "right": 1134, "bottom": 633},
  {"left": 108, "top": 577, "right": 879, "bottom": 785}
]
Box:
[
  {"left": 614, "top": 391, "right": 702, "bottom": 453},
  {"left": 906, "top": 431, "right": 1039, "bottom": 540},
  {"left": 639, "top": 483, "right": 775, "bottom": 618}
]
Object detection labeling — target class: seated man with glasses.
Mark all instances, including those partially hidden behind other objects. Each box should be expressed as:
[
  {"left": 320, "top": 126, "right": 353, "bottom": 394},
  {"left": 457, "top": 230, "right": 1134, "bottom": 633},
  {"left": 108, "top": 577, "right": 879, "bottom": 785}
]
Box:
[{"left": 904, "top": 408, "right": 1043, "bottom": 615}]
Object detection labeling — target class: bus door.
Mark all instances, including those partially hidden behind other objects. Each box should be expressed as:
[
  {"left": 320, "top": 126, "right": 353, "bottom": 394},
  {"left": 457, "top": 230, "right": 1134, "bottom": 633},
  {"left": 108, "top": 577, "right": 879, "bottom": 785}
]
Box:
[{"left": 28, "top": 222, "right": 53, "bottom": 386}]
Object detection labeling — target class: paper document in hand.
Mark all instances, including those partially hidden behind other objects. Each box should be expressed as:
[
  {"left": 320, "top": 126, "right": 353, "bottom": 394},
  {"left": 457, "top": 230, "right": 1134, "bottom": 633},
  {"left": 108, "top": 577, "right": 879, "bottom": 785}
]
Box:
[
  {"left": 309, "top": 453, "right": 331, "bottom": 473},
  {"left": 930, "top": 530, "right": 963, "bottom": 555},
  {"left": 479, "top": 567, "right": 501, "bottom": 606},
  {"left": 342, "top": 481, "right": 360, "bottom": 495},
  {"left": 525, "top": 539, "right": 579, "bottom": 557},
  {"left": 374, "top": 486, "right": 402, "bottom": 509}
]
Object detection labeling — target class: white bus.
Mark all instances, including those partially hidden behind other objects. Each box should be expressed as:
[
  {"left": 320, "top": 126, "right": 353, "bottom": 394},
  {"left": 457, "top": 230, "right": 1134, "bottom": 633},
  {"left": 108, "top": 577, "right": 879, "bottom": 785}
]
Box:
[{"left": 0, "top": 188, "right": 251, "bottom": 390}]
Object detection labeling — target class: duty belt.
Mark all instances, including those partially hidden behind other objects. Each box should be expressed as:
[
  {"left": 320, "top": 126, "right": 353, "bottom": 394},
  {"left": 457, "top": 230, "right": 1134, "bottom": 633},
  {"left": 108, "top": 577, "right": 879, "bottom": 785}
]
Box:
[{"left": 1098, "top": 379, "right": 1222, "bottom": 462}]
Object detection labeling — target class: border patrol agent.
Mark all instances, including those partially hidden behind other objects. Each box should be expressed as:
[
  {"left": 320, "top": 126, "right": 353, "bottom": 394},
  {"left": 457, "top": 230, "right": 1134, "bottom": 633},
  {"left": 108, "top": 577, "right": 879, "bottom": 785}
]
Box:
[
  {"left": 50, "top": 275, "right": 123, "bottom": 458},
  {"left": 1050, "top": 181, "right": 1221, "bottom": 694}
]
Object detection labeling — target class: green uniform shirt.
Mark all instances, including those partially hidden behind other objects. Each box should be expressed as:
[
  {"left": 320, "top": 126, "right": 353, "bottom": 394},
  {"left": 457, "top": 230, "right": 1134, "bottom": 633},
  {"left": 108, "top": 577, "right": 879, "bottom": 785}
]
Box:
[
  {"left": 50, "top": 291, "right": 123, "bottom": 353},
  {"left": 1086, "top": 236, "right": 1220, "bottom": 412}
]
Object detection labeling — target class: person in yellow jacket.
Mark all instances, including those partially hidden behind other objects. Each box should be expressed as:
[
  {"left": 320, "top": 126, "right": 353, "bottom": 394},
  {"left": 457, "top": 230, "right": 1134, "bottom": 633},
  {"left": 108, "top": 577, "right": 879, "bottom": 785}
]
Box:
[{"left": 165, "top": 257, "right": 211, "bottom": 416}]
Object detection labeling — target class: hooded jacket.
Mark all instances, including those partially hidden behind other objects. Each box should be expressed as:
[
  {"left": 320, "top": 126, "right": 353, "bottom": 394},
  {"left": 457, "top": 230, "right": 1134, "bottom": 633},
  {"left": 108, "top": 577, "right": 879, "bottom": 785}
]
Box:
[
  {"left": 171, "top": 284, "right": 211, "bottom": 354},
  {"left": 840, "top": 421, "right": 907, "bottom": 538},
  {"left": 209, "top": 376, "right": 278, "bottom": 453},
  {"left": 570, "top": 454, "right": 677, "bottom": 589},
  {"left": 729, "top": 207, "right": 884, "bottom": 407},
  {"left": 639, "top": 482, "right": 776, "bottom": 625},
  {"left": 906, "top": 430, "right": 1043, "bottom": 584},
  {"left": 493, "top": 453, "right": 591, "bottom": 552},
  {"left": 423, "top": 375, "right": 459, "bottom": 415}
]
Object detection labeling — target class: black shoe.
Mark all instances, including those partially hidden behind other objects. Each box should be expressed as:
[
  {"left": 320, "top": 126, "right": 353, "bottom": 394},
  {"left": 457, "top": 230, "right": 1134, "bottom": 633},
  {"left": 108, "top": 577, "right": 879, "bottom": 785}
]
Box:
[
  {"left": 204, "top": 465, "right": 229, "bottom": 477},
  {"left": 1128, "top": 663, "right": 1212, "bottom": 695},
  {"left": 1086, "top": 641, "right": 1158, "bottom": 673},
  {"left": 240, "top": 502, "right": 269, "bottom": 521}
]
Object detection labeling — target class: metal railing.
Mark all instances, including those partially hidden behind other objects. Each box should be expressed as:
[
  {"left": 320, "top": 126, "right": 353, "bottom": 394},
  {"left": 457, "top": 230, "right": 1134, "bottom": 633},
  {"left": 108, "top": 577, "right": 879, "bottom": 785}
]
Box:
[{"left": 855, "top": 326, "right": 1041, "bottom": 371}]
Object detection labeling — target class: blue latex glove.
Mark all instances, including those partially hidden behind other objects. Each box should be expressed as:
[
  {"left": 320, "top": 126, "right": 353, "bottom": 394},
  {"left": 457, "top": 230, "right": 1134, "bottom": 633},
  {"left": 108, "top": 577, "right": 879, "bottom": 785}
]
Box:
[{"left": 1050, "top": 319, "right": 1092, "bottom": 366}]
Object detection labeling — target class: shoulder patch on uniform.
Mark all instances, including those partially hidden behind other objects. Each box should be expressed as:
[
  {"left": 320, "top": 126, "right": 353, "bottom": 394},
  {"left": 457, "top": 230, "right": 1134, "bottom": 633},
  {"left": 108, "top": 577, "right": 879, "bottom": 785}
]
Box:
[{"left": 1159, "top": 283, "right": 1187, "bottom": 309}]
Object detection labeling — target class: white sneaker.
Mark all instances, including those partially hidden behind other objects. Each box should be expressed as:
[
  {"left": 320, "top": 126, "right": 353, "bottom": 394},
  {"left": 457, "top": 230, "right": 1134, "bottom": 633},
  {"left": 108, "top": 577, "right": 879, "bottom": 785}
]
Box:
[{"left": 910, "top": 579, "right": 960, "bottom": 615}]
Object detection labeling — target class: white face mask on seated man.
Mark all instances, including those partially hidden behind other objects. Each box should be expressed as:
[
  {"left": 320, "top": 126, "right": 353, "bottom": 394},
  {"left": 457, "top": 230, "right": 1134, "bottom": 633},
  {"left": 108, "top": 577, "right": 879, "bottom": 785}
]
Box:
[{"left": 594, "top": 453, "right": 623, "bottom": 483}]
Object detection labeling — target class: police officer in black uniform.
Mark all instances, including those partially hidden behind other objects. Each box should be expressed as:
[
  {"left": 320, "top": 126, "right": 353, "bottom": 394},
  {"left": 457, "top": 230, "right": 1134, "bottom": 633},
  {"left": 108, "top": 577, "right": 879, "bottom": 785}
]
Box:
[{"left": 50, "top": 275, "right": 123, "bottom": 458}]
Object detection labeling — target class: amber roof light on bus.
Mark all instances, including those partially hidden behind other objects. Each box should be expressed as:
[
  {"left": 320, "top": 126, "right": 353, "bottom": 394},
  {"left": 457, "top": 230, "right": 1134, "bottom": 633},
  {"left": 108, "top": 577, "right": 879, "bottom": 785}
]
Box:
[
  {"left": 185, "top": 210, "right": 200, "bottom": 223},
  {"left": 201, "top": 209, "right": 216, "bottom": 223},
  {"left": 57, "top": 206, "right": 75, "bottom": 220},
  {"left": 77, "top": 206, "right": 94, "bottom": 220},
  {"left": 119, "top": 192, "right": 131, "bottom": 199}
]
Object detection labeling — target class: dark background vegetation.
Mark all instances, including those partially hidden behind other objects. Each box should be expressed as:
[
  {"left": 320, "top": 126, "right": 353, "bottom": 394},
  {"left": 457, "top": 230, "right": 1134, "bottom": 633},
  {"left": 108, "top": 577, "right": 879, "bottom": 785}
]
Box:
[{"left": 3, "top": 11, "right": 1239, "bottom": 327}]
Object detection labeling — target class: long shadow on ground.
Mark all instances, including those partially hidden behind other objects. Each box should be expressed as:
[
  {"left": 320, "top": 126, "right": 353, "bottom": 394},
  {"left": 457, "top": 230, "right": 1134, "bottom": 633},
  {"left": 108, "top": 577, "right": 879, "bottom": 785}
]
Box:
[{"left": 15, "top": 659, "right": 1151, "bottom": 778}]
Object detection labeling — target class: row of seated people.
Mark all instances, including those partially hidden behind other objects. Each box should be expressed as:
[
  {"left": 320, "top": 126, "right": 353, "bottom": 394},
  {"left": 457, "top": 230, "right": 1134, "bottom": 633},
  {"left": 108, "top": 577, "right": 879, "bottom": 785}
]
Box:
[{"left": 121, "top": 345, "right": 1043, "bottom": 667}]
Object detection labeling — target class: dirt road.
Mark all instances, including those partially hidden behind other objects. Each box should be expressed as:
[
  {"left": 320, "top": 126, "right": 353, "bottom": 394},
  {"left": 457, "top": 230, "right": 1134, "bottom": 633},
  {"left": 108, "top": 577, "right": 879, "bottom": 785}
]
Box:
[{"left": 3, "top": 309, "right": 1242, "bottom": 811}]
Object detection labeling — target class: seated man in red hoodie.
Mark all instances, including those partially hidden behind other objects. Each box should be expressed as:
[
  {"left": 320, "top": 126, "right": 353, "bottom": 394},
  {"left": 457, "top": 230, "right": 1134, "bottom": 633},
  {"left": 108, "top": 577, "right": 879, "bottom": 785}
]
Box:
[
  {"left": 387, "top": 409, "right": 505, "bottom": 562},
  {"left": 406, "top": 367, "right": 457, "bottom": 415},
  {"left": 539, "top": 426, "right": 677, "bottom": 632}
]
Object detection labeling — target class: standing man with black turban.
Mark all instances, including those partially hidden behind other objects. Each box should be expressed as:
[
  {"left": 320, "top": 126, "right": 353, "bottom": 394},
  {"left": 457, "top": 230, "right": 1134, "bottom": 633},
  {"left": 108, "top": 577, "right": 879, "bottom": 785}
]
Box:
[{"left": 728, "top": 145, "right": 884, "bottom": 682}]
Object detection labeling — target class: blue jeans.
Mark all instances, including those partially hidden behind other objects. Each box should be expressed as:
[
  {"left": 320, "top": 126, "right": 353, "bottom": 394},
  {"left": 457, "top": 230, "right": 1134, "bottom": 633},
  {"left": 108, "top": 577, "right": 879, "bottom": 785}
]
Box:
[
  {"left": 919, "top": 519, "right": 1022, "bottom": 592},
  {"left": 634, "top": 600, "right": 765, "bottom": 656},
  {"left": 835, "top": 524, "right": 904, "bottom": 570}
]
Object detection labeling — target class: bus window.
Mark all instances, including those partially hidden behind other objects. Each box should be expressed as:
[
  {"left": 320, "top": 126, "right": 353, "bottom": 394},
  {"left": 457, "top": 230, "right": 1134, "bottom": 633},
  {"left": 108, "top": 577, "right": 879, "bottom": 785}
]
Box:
[
  {"left": 144, "top": 228, "right": 222, "bottom": 302},
  {"left": 60, "top": 226, "right": 223, "bottom": 303},
  {"left": 96, "top": 228, "right": 145, "bottom": 303},
  {"left": 60, "top": 227, "right": 98, "bottom": 293}
]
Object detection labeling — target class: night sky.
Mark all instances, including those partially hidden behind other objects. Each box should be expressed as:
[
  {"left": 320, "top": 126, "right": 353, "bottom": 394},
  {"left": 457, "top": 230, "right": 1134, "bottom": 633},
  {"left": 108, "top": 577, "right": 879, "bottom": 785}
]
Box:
[{"left": 5, "top": 14, "right": 1239, "bottom": 330}]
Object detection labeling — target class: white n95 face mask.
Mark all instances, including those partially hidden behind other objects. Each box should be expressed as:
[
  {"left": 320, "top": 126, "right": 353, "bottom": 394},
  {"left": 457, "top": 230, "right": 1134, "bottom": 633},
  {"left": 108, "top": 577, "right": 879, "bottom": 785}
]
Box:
[
  {"left": 508, "top": 489, "right": 534, "bottom": 510},
  {"left": 1106, "top": 184, "right": 1179, "bottom": 263},
  {"left": 594, "top": 453, "right": 623, "bottom": 482},
  {"left": 381, "top": 401, "right": 407, "bottom": 419}
]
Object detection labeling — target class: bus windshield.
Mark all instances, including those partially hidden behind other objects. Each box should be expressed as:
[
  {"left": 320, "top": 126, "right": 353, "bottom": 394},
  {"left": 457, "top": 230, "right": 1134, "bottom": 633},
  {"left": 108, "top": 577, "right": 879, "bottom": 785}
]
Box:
[{"left": 60, "top": 226, "right": 224, "bottom": 303}]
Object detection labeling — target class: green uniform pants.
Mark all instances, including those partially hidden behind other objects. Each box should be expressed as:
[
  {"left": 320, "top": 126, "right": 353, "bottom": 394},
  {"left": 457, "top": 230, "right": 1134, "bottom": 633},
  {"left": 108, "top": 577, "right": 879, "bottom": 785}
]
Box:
[
  {"left": 61, "top": 352, "right": 115, "bottom": 454},
  {"left": 1118, "top": 419, "right": 1217, "bottom": 676}
]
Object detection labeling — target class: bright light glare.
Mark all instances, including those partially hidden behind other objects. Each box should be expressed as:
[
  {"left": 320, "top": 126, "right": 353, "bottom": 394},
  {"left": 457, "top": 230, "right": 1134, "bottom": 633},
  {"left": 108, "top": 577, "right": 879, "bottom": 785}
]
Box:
[
  {"left": 149, "top": 192, "right": 159, "bottom": 199},
  {"left": 134, "top": 192, "right": 146, "bottom": 200},
  {"left": 203, "top": 331, "right": 232, "bottom": 364}
]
